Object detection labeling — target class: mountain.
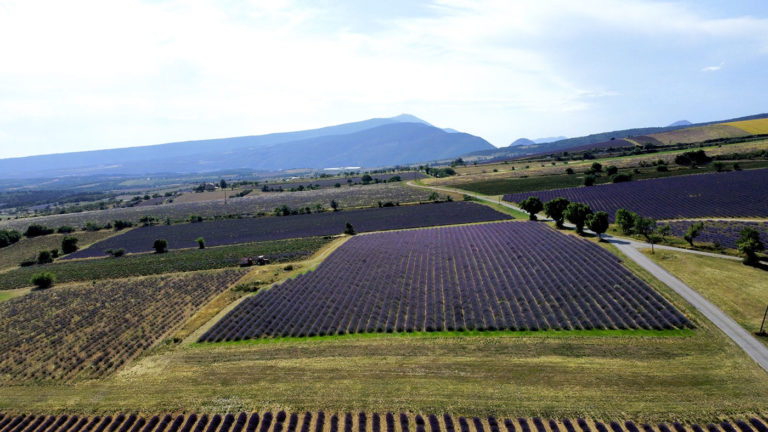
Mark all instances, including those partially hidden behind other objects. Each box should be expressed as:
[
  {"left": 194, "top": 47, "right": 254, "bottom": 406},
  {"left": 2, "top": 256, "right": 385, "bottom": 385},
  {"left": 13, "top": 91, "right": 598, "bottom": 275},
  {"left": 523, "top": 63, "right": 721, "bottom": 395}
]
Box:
[
  {"left": 463, "top": 112, "right": 768, "bottom": 161},
  {"left": 510, "top": 138, "right": 536, "bottom": 146},
  {"left": 533, "top": 136, "right": 567, "bottom": 144},
  {"left": 0, "top": 115, "right": 493, "bottom": 178},
  {"left": 667, "top": 120, "right": 692, "bottom": 127}
]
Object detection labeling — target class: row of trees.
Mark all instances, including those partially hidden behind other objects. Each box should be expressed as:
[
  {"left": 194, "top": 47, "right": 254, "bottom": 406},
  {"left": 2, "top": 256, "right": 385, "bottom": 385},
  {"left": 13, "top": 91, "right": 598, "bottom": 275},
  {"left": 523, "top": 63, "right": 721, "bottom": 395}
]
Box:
[{"left": 520, "top": 195, "right": 765, "bottom": 265}]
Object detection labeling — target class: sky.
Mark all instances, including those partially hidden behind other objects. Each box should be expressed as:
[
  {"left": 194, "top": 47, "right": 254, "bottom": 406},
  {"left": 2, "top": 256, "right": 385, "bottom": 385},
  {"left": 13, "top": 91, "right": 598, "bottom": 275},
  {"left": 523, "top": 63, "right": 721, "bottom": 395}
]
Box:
[{"left": 1, "top": 0, "right": 767, "bottom": 159}]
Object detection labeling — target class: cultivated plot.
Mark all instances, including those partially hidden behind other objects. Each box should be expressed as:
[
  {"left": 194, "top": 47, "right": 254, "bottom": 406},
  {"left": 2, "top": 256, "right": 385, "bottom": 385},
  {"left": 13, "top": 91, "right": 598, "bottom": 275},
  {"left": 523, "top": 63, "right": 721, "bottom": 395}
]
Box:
[
  {"left": 0, "top": 412, "right": 764, "bottom": 432},
  {"left": 504, "top": 168, "right": 768, "bottom": 220},
  {"left": 200, "top": 222, "right": 690, "bottom": 341},
  {"left": 0, "top": 269, "right": 245, "bottom": 382},
  {"left": 65, "top": 202, "right": 511, "bottom": 259},
  {"left": 658, "top": 220, "right": 768, "bottom": 250}
]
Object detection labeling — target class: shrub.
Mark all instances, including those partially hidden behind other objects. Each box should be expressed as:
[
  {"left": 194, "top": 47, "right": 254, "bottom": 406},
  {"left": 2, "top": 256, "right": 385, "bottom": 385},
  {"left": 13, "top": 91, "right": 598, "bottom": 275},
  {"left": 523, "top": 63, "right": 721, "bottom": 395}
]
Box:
[
  {"left": 24, "top": 224, "right": 54, "bottom": 238},
  {"left": 565, "top": 168, "right": 575, "bottom": 175},
  {"left": 50, "top": 249, "right": 59, "bottom": 259},
  {"left": 57, "top": 225, "right": 76, "bottom": 234},
  {"left": 656, "top": 165, "right": 668, "bottom": 172},
  {"left": 105, "top": 248, "right": 125, "bottom": 257},
  {"left": 344, "top": 222, "right": 356, "bottom": 235},
  {"left": 683, "top": 221, "right": 704, "bottom": 246},
  {"left": 37, "top": 250, "right": 53, "bottom": 264},
  {"left": 0, "top": 229, "right": 22, "bottom": 248},
  {"left": 62, "top": 236, "right": 79, "bottom": 254},
  {"left": 195, "top": 237, "right": 205, "bottom": 249},
  {"left": 30, "top": 272, "right": 55, "bottom": 290},
  {"left": 674, "top": 150, "right": 711, "bottom": 166},
  {"left": 113, "top": 220, "right": 134, "bottom": 230},
  {"left": 189, "top": 215, "right": 204, "bottom": 223},
  {"left": 606, "top": 165, "right": 618, "bottom": 176},
  {"left": 612, "top": 173, "right": 633, "bottom": 183},
  {"left": 153, "top": 239, "right": 168, "bottom": 254},
  {"left": 19, "top": 258, "right": 36, "bottom": 267},
  {"left": 584, "top": 174, "right": 596, "bottom": 186}
]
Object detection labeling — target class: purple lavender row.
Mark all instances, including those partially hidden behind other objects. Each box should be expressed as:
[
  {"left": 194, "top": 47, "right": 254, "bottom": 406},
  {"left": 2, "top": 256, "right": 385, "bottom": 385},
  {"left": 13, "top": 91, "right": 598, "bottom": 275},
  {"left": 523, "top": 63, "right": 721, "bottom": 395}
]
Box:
[
  {"left": 64, "top": 202, "right": 512, "bottom": 259},
  {"left": 0, "top": 415, "right": 763, "bottom": 432},
  {"left": 200, "top": 222, "right": 691, "bottom": 342},
  {"left": 503, "top": 168, "right": 768, "bottom": 221}
]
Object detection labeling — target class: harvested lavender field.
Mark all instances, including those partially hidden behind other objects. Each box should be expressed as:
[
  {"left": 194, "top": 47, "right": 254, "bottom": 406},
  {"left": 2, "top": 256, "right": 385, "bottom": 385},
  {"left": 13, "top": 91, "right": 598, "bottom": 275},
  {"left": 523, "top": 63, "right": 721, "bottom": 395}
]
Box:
[
  {"left": 64, "top": 202, "right": 511, "bottom": 259},
  {"left": 0, "top": 183, "right": 434, "bottom": 232},
  {"left": 201, "top": 222, "right": 691, "bottom": 341}
]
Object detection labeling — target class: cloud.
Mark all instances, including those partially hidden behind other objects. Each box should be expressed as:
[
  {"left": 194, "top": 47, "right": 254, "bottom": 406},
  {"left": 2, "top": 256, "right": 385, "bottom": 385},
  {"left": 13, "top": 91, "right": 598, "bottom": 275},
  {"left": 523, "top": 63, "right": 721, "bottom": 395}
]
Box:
[
  {"left": 701, "top": 62, "right": 724, "bottom": 72},
  {"left": 0, "top": 0, "right": 766, "bottom": 156}
]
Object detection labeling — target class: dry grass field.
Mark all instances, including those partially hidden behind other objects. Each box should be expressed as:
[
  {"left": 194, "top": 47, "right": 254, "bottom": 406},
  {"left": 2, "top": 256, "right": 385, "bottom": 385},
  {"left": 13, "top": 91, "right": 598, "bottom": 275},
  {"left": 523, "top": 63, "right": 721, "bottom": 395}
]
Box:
[{"left": 0, "top": 230, "right": 118, "bottom": 271}]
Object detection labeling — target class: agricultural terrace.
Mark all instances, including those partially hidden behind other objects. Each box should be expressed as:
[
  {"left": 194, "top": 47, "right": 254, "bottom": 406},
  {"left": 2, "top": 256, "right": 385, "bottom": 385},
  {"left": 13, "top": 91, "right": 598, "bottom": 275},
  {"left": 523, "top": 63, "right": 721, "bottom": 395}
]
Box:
[
  {"left": 0, "top": 230, "right": 117, "bottom": 271},
  {"left": 0, "top": 412, "right": 766, "bottom": 432},
  {"left": 423, "top": 139, "right": 768, "bottom": 195},
  {"left": 0, "top": 269, "right": 246, "bottom": 382},
  {"left": 504, "top": 168, "right": 768, "bottom": 221},
  {"left": 0, "top": 183, "right": 433, "bottom": 232},
  {"left": 65, "top": 202, "right": 511, "bottom": 259},
  {"left": 200, "top": 222, "right": 690, "bottom": 342},
  {"left": 264, "top": 171, "right": 425, "bottom": 190},
  {"left": 0, "top": 237, "right": 329, "bottom": 290},
  {"left": 658, "top": 220, "right": 768, "bottom": 250}
]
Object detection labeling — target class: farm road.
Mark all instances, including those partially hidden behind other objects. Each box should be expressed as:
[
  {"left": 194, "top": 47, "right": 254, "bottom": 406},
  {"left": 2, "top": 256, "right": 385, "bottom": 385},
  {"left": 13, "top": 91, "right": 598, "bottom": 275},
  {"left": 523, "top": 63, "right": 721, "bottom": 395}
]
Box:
[
  {"left": 609, "top": 238, "right": 768, "bottom": 373},
  {"left": 408, "top": 180, "right": 768, "bottom": 373}
]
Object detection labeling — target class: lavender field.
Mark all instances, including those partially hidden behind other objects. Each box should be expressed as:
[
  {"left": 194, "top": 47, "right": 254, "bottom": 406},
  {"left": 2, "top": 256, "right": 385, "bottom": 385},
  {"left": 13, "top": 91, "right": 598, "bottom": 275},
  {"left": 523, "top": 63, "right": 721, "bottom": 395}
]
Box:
[
  {"left": 0, "top": 412, "right": 761, "bottom": 432},
  {"left": 0, "top": 183, "right": 433, "bottom": 232},
  {"left": 264, "top": 171, "right": 425, "bottom": 190},
  {"left": 64, "top": 202, "right": 511, "bottom": 259},
  {"left": 200, "top": 222, "right": 691, "bottom": 341},
  {"left": 503, "top": 168, "right": 768, "bottom": 220},
  {"left": 659, "top": 220, "right": 768, "bottom": 250}
]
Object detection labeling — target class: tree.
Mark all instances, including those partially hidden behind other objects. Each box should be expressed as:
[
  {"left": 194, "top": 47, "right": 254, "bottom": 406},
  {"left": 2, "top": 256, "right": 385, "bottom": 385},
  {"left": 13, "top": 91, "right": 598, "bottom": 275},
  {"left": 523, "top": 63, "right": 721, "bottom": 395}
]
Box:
[
  {"left": 584, "top": 174, "right": 596, "bottom": 186},
  {"left": 612, "top": 173, "right": 632, "bottom": 183},
  {"left": 37, "top": 250, "right": 53, "bottom": 264},
  {"left": 606, "top": 165, "right": 618, "bottom": 176},
  {"left": 153, "top": 239, "right": 168, "bottom": 254},
  {"left": 344, "top": 222, "right": 356, "bottom": 235},
  {"left": 590, "top": 162, "right": 603, "bottom": 172},
  {"left": 219, "top": 178, "right": 228, "bottom": 189},
  {"left": 361, "top": 174, "right": 373, "bottom": 185},
  {"left": 195, "top": 237, "right": 205, "bottom": 249},
  {"left": 57, "top": 225, "right": 75, "bottom": 234},
  {"left": 544, "top": 198, "right": 570, "bottom": 228},
  {"left": 657, "top": 224, "right": 671, "bottom": 241},
  {"left": 330, "top": 200, "right": 339, "bottom": 211},
  {"left": 428, "top": 192, "right": 440, "bottom": 201},
  {"left": 564, "top": 202, "right": 593, "bottom": 234},
  {"left": 30, "top": 272, "right": 55, "bottom": 290},
  {"left": 615, "top": 208, "right": 637, "bottom": 234},
  {"left": 388, "top": 175, "right": 402, "bottom": 182},
  {"left": 61, "top": 236, "right": 79, "bottom": 254},
  {"left": 586, "top": 211, "right": 609, "bottom": 240},
  {"left": 713, "top": 161, "right": 725, "bottom": 172},
  {"left": 519, "top": 196, "right": 543, "bottom": 221},
  {"left": 683, "top": 221, "right": 704, "bottom": 246},
  {"left": 737, "top": 227, "right": 765, "bottom": 266},
  {"left": 633, "top": 216, "right": 657, "bottom": 242},
  {"left": 565, "top": 168, "right": 575, "bottom": 175}
]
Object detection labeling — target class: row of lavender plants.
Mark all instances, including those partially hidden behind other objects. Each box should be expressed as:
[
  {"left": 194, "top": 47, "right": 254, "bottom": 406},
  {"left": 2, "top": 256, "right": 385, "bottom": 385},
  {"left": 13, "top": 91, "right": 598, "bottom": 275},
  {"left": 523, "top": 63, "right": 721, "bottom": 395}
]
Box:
[
  {"left": 0, "top": 412, "right": 765, "bottom": 432},
  {"left": 659, "top": 220, "right": 768, "bottom": 250},
  {"left": 64, "top": 202, "right": 511, "bottom": 259},
  {"left": 200, "top": 222, "right": 690, "bottom": 342},
  {"left": 504, "top": 168, "right": 768, "bottom": 221}
]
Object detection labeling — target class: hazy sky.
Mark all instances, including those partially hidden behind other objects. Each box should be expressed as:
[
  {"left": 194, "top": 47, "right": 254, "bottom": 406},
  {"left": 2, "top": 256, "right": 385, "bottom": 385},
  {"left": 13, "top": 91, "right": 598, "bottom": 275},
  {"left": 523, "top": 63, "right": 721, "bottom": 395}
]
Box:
[{"left": 1, "top": 0, "right": 767, "bottom": 159}]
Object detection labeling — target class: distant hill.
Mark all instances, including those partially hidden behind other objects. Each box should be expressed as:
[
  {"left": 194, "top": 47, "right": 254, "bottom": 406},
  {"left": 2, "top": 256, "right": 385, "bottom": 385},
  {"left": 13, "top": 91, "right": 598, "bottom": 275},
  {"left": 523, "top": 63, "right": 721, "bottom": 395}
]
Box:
[
  {"left": 533, "top": 136, "right": 567, "bottom": 144},
  {"left": 463, "top": 112, "right": 768, "bottom": 161},
  {"left": 0, "top": 115, "right": 493, "bottom": 179},
  {"left": 667, "top": 120, "right": 692, "bottom": 127},
  {"left": 510, "top": 138, "right": 536, "bottom": 146}
]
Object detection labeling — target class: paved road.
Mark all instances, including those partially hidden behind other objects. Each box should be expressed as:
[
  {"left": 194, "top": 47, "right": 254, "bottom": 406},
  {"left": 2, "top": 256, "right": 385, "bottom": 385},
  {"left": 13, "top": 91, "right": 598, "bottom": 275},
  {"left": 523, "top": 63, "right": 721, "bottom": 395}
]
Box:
[
  {"left": 409, "top": 180, "right": 768, "bottom": 373},
  {"left": 609, "top": 238, "right": 768, "bottom": 373}
]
